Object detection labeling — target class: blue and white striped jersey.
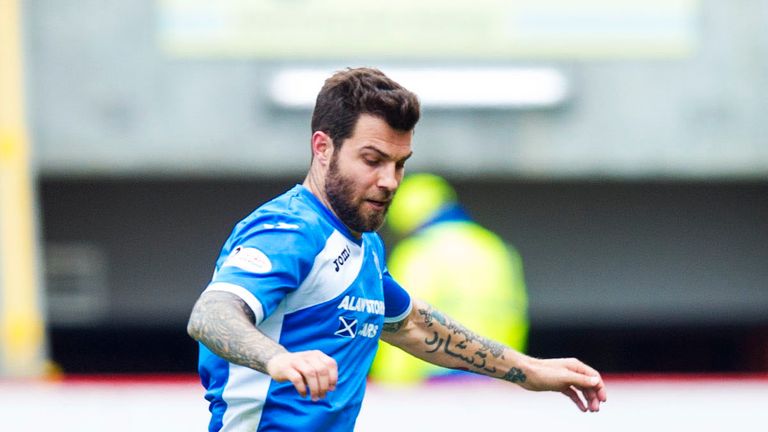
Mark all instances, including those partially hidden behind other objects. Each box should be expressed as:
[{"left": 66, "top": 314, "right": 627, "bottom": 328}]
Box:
[{"left": 197, "top": 184, "right": 412, "bottom": 432}]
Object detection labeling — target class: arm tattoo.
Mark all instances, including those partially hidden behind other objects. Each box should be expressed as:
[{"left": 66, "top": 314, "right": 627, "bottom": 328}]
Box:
[
  {"left": 502, "top": 367, "right": 527, "bottom": 383},
  {"left": 188, "top": 291, "right": 286, "bottom": 373},
  {"left": 416, "top": 304, "right": 526, "bottom": 382},
  {"left": 382, "top": 319, "right": 406, "bottom": 333}
]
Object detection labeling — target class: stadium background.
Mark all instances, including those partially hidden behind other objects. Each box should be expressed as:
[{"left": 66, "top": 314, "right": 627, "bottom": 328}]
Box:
[{"left": 2, "top": 0, "right": 767, "bottom": 429}]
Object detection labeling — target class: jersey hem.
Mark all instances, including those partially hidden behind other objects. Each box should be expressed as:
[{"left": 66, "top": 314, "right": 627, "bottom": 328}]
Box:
[{"left": 384, "top": 298, "right": 412, "bottom": 323}]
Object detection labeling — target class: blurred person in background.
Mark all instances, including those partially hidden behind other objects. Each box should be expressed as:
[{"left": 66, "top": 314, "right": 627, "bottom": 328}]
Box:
[
  {"left": 369, "top": 173, "right": 528, "bottom": 384},
  {"left": 187, "top": 67, "right": 606, "bottom": 432}
]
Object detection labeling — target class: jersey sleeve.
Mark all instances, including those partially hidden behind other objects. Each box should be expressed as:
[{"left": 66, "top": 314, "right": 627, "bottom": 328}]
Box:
[
  {"left": 382, "top": 272, "right": 411, "bottom": 323},
  {"left": 206, "top": 215, "right": 318, "bottom": 324}
]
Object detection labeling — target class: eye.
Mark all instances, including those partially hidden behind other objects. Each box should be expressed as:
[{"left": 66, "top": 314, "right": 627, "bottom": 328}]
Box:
[{"left": 364, "top": 157, "right": 381, "bottom": 167}]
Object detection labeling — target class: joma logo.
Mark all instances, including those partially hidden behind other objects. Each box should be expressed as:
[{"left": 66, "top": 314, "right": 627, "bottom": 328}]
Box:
[{"left": 333, "top": 245, "right": 351, "bottom": 272}]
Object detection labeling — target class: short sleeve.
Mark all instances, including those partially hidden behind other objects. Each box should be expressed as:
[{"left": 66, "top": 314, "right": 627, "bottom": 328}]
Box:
[
  {"left": 382, "top": 271, "right": 411, "bottom": 323},
  {"left": 207, "top": 216, "right": 318, "bottom": 324}
]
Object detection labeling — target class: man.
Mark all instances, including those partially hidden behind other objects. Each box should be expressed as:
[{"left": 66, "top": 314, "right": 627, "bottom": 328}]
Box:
[
  {"left": 187, "top": 67, "right": 607, "bottom": 432},
  {"left": 370, "top": 173, "right": 529, "bottom": 384}
]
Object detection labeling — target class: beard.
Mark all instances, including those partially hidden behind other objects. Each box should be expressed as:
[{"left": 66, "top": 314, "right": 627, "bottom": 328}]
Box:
[{"left": 325, "top": 155, "right": 391, "bottom": 234}]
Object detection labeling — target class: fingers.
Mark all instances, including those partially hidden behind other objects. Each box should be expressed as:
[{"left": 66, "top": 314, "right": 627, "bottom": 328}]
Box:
[
  {"left": 561, "top": 357, "right": 600, "bottom": 384},
  {"left": 298, "top": 357, "right": 322, "bottom": 401},
  {"left": 560, "top": 378, "right": 602, "bottom": 412},
  {"left": 303, "top": 352, "right": 335, "bottom": 401},
  {"left": 529, "top": 357, "right": 605, "bottom": 412},
  {"left": 565, "top": 360, "right": 606, "bottom": 412},
  {"left": 283, "top": 368, "right": 308, "bottom": 398},
  {"left": 595, "top": 380, "right": 608, "bottom": 403},
  {"left": 326, "top": 354, "right": 338, "bottom": 391},
  {"left": 562, "top": 385, "right": 604, "bottom": 413},
  {"left": 583, "top": 386, "right": 600, "bottom": 412},
  {"left": 580, "top": 371, "right": 607, "bottom": 406},
  {"left": 298, "top": 351, "right": 338, "bottom": 401},
  {"left": 267, "top": 351, "right": 338, "bottom": 401},
  {"left": 559, "top": 358, "right": 605, "bottom": 390}
]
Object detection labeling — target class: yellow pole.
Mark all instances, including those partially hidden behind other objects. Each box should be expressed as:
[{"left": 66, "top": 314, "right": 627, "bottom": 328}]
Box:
[{"left": 0, "top": 0, "right": 48, "bottom": 377}]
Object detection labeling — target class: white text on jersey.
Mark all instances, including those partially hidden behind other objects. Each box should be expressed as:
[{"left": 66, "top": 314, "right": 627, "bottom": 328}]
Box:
[{"left": 337, "top": 295, "right": 385, "bottom": 315}]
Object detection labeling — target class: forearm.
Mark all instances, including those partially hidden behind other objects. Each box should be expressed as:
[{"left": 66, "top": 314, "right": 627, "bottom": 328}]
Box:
[
  {"left": 381, "top": 299, "right": 529, "bottom": 384},
  {"left": 187, "top": 290, "right": 287, "bottom": 373}
]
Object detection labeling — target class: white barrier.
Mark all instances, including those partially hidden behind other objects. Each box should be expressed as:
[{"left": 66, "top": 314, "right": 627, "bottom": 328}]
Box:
[{"left": 1, "top": 375, "right": 766, "bottom": 431}]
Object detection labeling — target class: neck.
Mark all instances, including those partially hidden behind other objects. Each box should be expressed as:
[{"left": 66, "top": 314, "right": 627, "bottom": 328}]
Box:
[{"left": 302, "top": 168, "right": 329, "bottom": 209}]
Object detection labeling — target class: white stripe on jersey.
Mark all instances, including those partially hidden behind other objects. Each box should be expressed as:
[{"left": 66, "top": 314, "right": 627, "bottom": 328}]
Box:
[
  {"left": 286, "top": 230, "right": 364, "bottom": 314},
  {"left": 205, "top": 282, "right": 266, "bottom": 324},
  {"left": 220, "top": 300, "right": 287, "bottom": 431}
]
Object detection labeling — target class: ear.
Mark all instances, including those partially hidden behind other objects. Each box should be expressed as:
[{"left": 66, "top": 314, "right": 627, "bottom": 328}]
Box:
[{"left": 311, "top": 131, "right": 334, "bottom": 166}]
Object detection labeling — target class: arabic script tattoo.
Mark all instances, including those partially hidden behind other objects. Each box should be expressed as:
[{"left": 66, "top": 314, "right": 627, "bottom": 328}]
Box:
[{"left": 417, "top": 305, "right": 515, "bottom": 377}]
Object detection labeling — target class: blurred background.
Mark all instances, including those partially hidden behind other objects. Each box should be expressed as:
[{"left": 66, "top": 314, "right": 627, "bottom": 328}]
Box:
[
  {"left": 7, "top": 0, "right": 768, "bottom": 375},
  {"left": 3, "top": 0, "right": 768, "bottom": 429},
  {"left": 1, "top": 0, "right": 767, "bottom": 426}
]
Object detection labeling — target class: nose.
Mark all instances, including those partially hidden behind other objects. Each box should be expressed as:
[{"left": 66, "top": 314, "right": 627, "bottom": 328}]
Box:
[{"left": 377, "top": 164, "right": 399, "bottom": 192}]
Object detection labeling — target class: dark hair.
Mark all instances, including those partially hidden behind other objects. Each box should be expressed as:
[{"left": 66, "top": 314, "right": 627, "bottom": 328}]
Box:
[{"left": 311, "top": 67, "right": 421, "bottom": 148}]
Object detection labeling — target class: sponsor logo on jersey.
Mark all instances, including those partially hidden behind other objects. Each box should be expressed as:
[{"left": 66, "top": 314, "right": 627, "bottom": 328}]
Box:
[
  {"left": 334, "top": 316, "right": 358, "bottom": 338},
  {"left": 222, "top": 246, "right": 272, "bottom": 274},
  {"left": 337, "top": 295, "right": 385, "bottom": 315},
  {"left": 357, "top": 322, "right": 379, "bottom": 338},
  {"left": 334, "top": 316, "right": 379, "bottom": 339},
  {"left": 333, "top": 245, "right": 351, "bottom": 272}
]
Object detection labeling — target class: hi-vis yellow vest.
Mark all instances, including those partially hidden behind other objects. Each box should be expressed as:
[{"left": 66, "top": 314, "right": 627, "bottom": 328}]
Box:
[{"left": 369, "top": 221, "right": 528, "bottom": 384}]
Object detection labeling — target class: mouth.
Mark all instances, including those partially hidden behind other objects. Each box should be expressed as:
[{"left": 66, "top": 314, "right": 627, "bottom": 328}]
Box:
[{"left": 365, "top": 199, "right": 390, "bottom": 211}]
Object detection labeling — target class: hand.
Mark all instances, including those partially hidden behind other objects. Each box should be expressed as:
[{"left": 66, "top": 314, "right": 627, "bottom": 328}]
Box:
[
  {"left": 518, "top": 357, "right": 607, "bottom": 412},
  {"left": 266, "top": 350, "right": 338, "bottom": 401}
]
